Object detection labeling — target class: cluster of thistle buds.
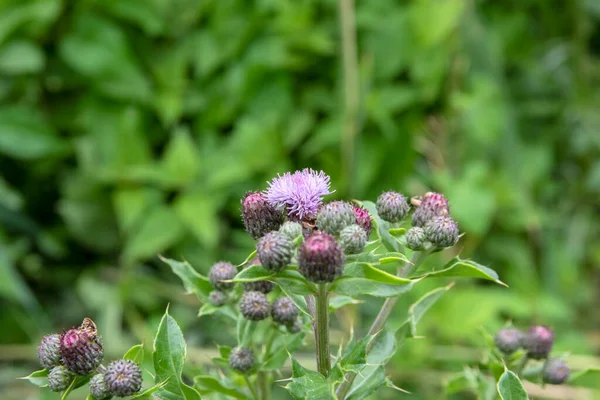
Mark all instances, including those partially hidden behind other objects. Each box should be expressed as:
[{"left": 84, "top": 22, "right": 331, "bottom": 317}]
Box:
[
  {"left": 37, "top": 318, "right": 142, "bottom": 398},
  {"left": 494, "top": 325, "right": 570, "bottom": 385}
]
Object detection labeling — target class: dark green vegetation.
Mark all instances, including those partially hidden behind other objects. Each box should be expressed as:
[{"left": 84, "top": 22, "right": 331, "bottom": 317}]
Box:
[{"left": 1, "top": 0, "right": 599, "bottom": 398}]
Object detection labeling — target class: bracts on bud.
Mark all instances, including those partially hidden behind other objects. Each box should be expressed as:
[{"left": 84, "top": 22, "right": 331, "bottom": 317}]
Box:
[
  {"left": 376, "top": 191, "right": 410, "bottom": 223},
  {"left": 229, "top": 346, "right": 255, "bottom": 374},
  {"left": 298, "top": 231, "right": 344, "bottom": 283},
  {"left": 271, "top": 297, "right": 299, "bottom": 326},
  {"left": 411, "top": 192, "right": 449, "bottom": 227},
  {"left": 523, "top": 325, "right": 554, "bottom": 359},
  {"left": 543, "top": 359, "right": 570, "bottom": 385},
  {"left": 241, "top": 191, "right": 284, "bottom": 239},
  {"left": 256, "top": 231, "right": 294, "bottom": 272},
  {"left": 209, "top": 290, "right": 227, "bottom": 307},
  {"left": 494, "top": 328, "right": 523, "bottom": 355},
  {"left": 38, "top": 334, "right": 62, "bottom": 370},
  {"left": 60, "top": 318, "right": 104, "bottom": 375},
  {"left": 339, "top": 224, "right": 367, "bottom": 255},
  {"left": 316, "top": 201, "right": 356, "bottom": 235},
  {"left": 104, "top": 359, "right": 142, "bottom": 397},
  {"left": 89, "top": 373, "right": 112, "bottom": 399},
  {"left": 405, "top": 227, "right": 427, "bottom": 251},
  {"left": 352, "top": 205, "right": 372, "bottom": 237},
  {"left": 279, "top": 221, "right": 303, "bottom": 241},
  {"left": 240, "top": 291, "right": 271, "bottom": 321},
  {"left": 424, "top": 216, "right": 459, "bottom": 248},
  {"left": 48, "top": 365, "right": 74, "bottom": 392},
  {"left": 209, "top": 261, "right": 237, "bottom": 291}
]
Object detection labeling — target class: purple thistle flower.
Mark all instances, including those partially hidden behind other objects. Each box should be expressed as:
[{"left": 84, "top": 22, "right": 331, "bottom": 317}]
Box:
[{"left": 265, "top": 169, "right": 333, "bottom": 221}]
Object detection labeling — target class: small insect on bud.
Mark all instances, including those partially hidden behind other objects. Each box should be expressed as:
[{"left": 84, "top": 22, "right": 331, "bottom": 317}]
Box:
[
  {"left": 240, "top": 291, "right": 271, "bottom": 321},
  {"left": 89, "top": 373, "right": 112, "bottom": 399},
  {"left": 60, "top": 318, "right": 104, "bottom": 375},
  {"left": 352, "top": 205, "right": 372, "bottom": 237},
  {"left": 316, "top": 201, "right": 356, "bottom": 235},
  {"left": 209, "top": 261, "right": 237, "bottom": 291},
  {"left": 242, "top": 259, "right": 275, "bottom": 294},
  {"left": 38, "top": 333, "right": 62, "bottom": 370},
  {"left": 209, "top": 290, "right": 227, "bottom": 307},
  {"left": 104, "top": 359, "right": 143, "bottom": 397},
  {"left": 543, "top": 359, "right": 570, "bottom": 385},
  {"left": 48, "top": 365, "right": 74, "bottom": 392},
  {"left": 523, "top": 325, "right": 554, "bottom": 359},
  {"left": 298, "top": 231, "right": 345, "bottom": 283},
  {"left": 339, "top": 224, "right": 367, "bottom": 255},
  {"left": 241, "top": 191, "right": 284, "bottom": 239},
  {"left": 424, "top": 216, "right": 459, "bottom": 248},
  {"left": 376, "top": 191, "right": 410, "bottom": 223},
  {"left": 494, "top": 328, "right": 523, "bottom": 355},
  {"left": 278, "top": 221, "right": 303, "bottom": 241},
  {"left": 411, "top": 192, "right": 450, "bottom": 227},
  {"left": 229, "top": 347, "right": 255, "bottom": 374},
  {"left": 256, "top": 231, "right": 294, "bottom": 272},
  {"left": 271, "top": 297, "right": 299, "bottom": 326},
  {"left": 405, "top": 227, "right": 427, "bottom": 251}
]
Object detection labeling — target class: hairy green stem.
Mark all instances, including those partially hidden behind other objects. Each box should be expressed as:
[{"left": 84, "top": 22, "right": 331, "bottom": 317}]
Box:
[
  {"left": 338, "top": 0, "right": 359, "bottom": 197},
  {"left": 315, "top": 283, "right": 331, "bottom": 377},
  {"left": 258, "top": 371, "right": 271, "bottom": 400},
  {"left": 243, "top": 375, "right": 259, "bottom": 400},
  {"left": 335, "top": 251, "right": 428, "bottom": 398}
]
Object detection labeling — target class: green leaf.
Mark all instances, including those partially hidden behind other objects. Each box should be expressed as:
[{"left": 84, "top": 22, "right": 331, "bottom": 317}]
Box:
[
  {"left": 18, "top": 369, "right": 48, "bottom": 387},
  {"left": 329, "top": 295, "right": 363, "bottom": 311},
  {"left": 284, "top": 357, "right": 334, "bottom": 400},
  {"left": 232, "top": 264, "right": 273, "bottom": 282},
  {"left": 160, "top": 127, "right": 201, "bottom": 185},
  {"left": 331, "top": 277, "right": 415, "bottom": 298},
  {"left": 418, "top": 257, "right": 507, "bottom": 286},
  {"left": 262, "top": 332, "right": 305, "bottom": 371},
  {"left": 236, "top": 315, "right": 254, "bottom": 347},
  {"left": 173, "top": 191, "right": 220, "bottom": 249},
  {"left": 153, "top": 309, "right": 202, "bottom": 400},
  {"left": 361, "top": 201, "right": 401, "bottom": 252},
  {"left": 197, "top": 303, "right": 219, "bottom": 318},
  {"left": 0, "top": 106, "right": 67, "bottom": 160},
  {"left": 159, "top": 256, "right": 212, "bottom": 302},
  {"left": 195, "top": 375, "right": 248, "bottom": 399},
  {"left": 123, "top": 343, "right": 144, "bottom": 364},
  {"left": 345, "top": 365, "right": 386, "bottom": 400},
  {"left": 497, "top": 369, "right": 529, "bottom": 400},
  {"left": 568, "top": 367, "right": 600, "bottom": 387},
  {"left": 344, "top": 262, "right": 412, "bottom": 285},
  {"left": 0, "top": 40, "right": 44, "bottom": 74},
  {"left": 272, "top": 269, "right": 316, "bottom": 295},
  {"left": 396, "top": 283, "right": 454, "bottom": 340},
  {"left": 129, "top": 381, "right": 169, "bottom": 399}
]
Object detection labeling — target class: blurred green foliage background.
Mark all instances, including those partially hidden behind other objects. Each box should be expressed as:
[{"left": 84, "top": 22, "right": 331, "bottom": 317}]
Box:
[{"left": 1, "top": 0, "right": 599, "bottom": 398}]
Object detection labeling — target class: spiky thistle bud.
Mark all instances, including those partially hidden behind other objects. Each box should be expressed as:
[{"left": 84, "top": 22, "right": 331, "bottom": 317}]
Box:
[
  {"left": 89, "top": 373, "right": 112, "bottom": 399},
  {"left": 278, "top": 221, "right": 303, "bottom": 241},
  {"left": 494, "top": 328, "right": 523, "bottom": 355},
  {"left": 241, "top": 191, "right": 284, "bottom": 239},
  {"left": 405, "top": 227, "right": 427, "bottom": 251},
  {"left": 411, "top": 192, "right": 450, "bottom": 227},
  {"left": 104, "top": 359, "right": 142, "bottom": 397},
  {"left": 209, "top": 290, "right": 227, "bottom": 306},
  {"left": 376, "top": 191, "right": 410, "bottom": 223},
  {"left": 256, "top": 231, "right": 294, "bottom": 272},
  {"left": 229, "top": 347, "right": 255, "bottom": 374},
  {"left": 242, "top": 259, "right": 274, "bottom": 294},
  {"left": 209, "top": 261, "right": 237, "bottom": 291},
  {"left": 298, "top": 231, "right": 344, "bottom": 283},
  {"left": 60, "top": 318, "right": 103, "bottom": 375},
  {"left": 48, "top": 365, "right": 74, "bottom": 392},
  {"left": 352, "top": 205, "right": 372, "bottom": 237},
  {"left": 523, "top": 325, "right": 554, "bottom": 359},
  {"left": 316, "top": 201, "right": 356, "bottom": 235},
  {"left": 543, "top": 359, "right": 570, "bottom": 385},
  {"left": 240, "top": 291, "right": 271, "bottom": 321},
  {"left": 271, "top": 297, "right": 299, "bottom": 326},
  {"left": 424, "top": 216, "right": 459, "bottom": 248},
  {"left": 287, "top": 318, "right": 304, "bottom": 334},
  {"left": 38, "top": 333, "right": 62, "bottom": 370},
  {"left": 339, "top": 224, "right": 367, "bottom": 255}
]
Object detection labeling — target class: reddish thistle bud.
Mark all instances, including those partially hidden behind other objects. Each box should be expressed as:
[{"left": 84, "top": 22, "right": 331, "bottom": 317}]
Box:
[
  {"left": 60, "top": 318, "right": 103, "bottom": 375},
  {"left": 523, "top": 325, "right": 554, "bottom": 359},
  {"left": 352, "top": 205, "right": 372, "bottom": 237},
  {"left": 241, "top": 191, "right": 284, "bottom": 239},
  {"left": 298, "top": 232, "right": 344, "bottom": 283},
  {"left": 411, "top": 192, "right": 450, "bottom": 227}
]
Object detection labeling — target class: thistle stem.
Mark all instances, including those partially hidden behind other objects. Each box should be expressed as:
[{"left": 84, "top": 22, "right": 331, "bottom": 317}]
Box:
[
  {"left": 315, "top": 283, "right": 331, "bottom": 377},
  {"left": 335, "top": 251, "right": 428, "bottom": 398},
  {"left": 243, "top": 375, "right": 259, "bottom": 400},
  {"left": 258, "top": 371, "right": 271, "bottom": 400},
  {"left": 517, "top": 355, "right": 529, "bottom": 377}
]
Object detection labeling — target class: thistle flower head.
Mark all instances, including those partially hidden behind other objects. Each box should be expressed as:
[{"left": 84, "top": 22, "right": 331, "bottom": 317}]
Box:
[
  {"left": 60, "top": 318, "right": 104, "bottom": 375},
  {"left": 256, "top": 231, "right": 294, "bottom": 272},
  {"left": 298, "top": 231, "right": 344, "bottom": 283},
  {"left": 494, "top": 328, "right": 523, "bottom": 355},
  {"left": 89, "top": 373, "right": 112, "bottom": 400},
  {"left": 271, "top": 297, "right": 299, "bottom": 326},
  {"left": 543, "top": 359, "right": 570, "bottom": 385},
  {"left": 229, "top": 347, "right": 255, "bottom": 374},
  {"left": 523, "top": 325, "right": 554, "bottom": 359},
  {"left": 352, "top": 205, "right": 372, "bottom": 237},
  {"left": 48, "top": 365, "right": 74, "bottom": 392},
  {"left": 376, "top": 191, "right": 410, "bottom": 223},
  {"left": 242, "top": 258, "right": 275, "bottom": 294},
  {"left": 38, "top": 333, "right": 62, "bottom": 370},
  {"left": 104, "top": 359, "right": 142, "bottom": 397},
  {"left": 209, "top": 261, "right": 237, "bottom": 291},
  {"left": 316, "top": 201, "right": 356, "bottom": 235},
  {"left": 240, "top": 291, "right": 271, "bottom": 321},
  {"left": 405, "top": 227, "right": 427, "bottom": 251},
  {"left": 412, "top": 192, "right": 450, "bottom": 227},
  {"left": 424, "top": 216, "right": 459, "bottom": 248},
  {"left": 241, "top": 191, "right": 284, "bottom": 239},
  {"left": 209, "top": 290, "right": 227, "bottom": 306},
  {"left": 339, "top": 224, "right": 367, "bottom": 255},
  {"left": 265, "top": 169, "right": 333, "bottom": 221},
  {"left": 278, "top": 221, "right": 303, "bottom": 241}
]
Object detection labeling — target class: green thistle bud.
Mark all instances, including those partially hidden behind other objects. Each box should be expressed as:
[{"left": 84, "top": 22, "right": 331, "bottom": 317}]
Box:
[
  {"left": 104, "top": 359, "right": 143, "bottom": 397},
  {"left": 278, "top": 221, "right": 303, "bottom": 241},
  {"left": 271, "top": 297, "right": 299, "bottom": 326},
  {"left": 240, "top": 291, "right": 271, "bottom": 321},
  {"left": 405, "top": 227, "right": 427, "bottom": 251},
  {"left": 48, "top": 365, "right": 74, "bottom": 392},
  {"left": 229, "top": 347, "right": 255, "bottom": 374},
  {"left": 316, "top": 201, "right": 356, "bottom": 235},
  {"left": 543, "top": 359, "right": 570, "bottom": 385},
  {"left": 209, "top": 290, "right": 227, "bottom": 307},
  {"left": 494, "top": 328, "right": 523, "bottom": 355},
  {"left": 256, "top": 231, "right": 294, "bottom": 272},
  {"left": 523, "top": 325, "right": 554, "bottom": 359},
  {"left": 298, "top": 231, "right": 344, "bottom": 283},
  {"left": 376, "top": 191, "right": 410, "bottom": 223},
  {"left": 209, "top": 261, "right": 237, "bottom": 291},
  {"left": 242, "top": 258, "right": 274, "bottom": 294},
  {"left": 241, "top": 191, "right": 284, "bottom": 239},
  {"left": 411, "top": 192, "right": 449, "bottom": 227},
  {"left": 89, "top": 373, "right": 112, "bottom": 400},
  {"left": 424, "top": 216, "right": 459, "bottom": 248},
  {"left": 339, "top": 224, "right": 367, "bottom": 255},
  {"left": 60, "top": 318, "right": 104, "bottom": 375},
  {"left": 38, "top": 333, "right": 62, "bottom": 370}
]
